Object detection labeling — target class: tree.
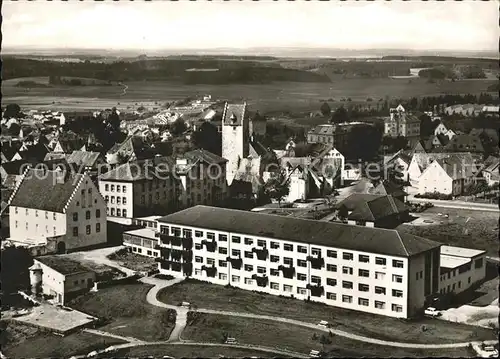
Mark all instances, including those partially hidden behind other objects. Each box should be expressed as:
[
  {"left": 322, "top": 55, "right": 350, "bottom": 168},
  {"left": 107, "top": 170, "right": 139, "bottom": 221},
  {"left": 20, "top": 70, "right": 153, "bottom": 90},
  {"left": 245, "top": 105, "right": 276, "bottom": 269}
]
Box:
[
  {"left": 107, "top": 107, "right": 121, "bottom": 132},
  {"left": 330, "top": 106, "right": 349, "bottom": 124},
  {"left": 263, "top": 171, "right": 290, "bottom": 208},
  {"left": 3, "top": 103, "right": 21, "bottom": 119},
  {"left": 320, "top": 102, "right": 331, "bottom": 117},
  {"left": 170, "top": 118, "right": 188, "bottom": 136},
  {"left": 1, "top": 247, "right": 33, "bottom": 295},
  {"left": 338, "top": 205, "right": 348, "bottom": 221},
  {"left": 419, "top": 114, "right": 434, "bottom": 139}
]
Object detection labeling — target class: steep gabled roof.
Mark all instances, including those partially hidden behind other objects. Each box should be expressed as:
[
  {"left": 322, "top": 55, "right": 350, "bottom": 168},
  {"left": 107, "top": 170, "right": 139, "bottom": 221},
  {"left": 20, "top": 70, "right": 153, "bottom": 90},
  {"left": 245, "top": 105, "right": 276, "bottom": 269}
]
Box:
[
  {"left": 183, "top": 149, "right": 227, "bottom": 164},
  {"left": 1, "top": 160, "right": 35, "bottom": 176},
  {"left": 444, "top": 134, "right": 485, "bottom": 153},
  {"left": 66, "top": 151, "right": 103, "bottom": 168},
  {"left": 370, "top": 180, "right": 407, "bottom": 198},
  {"left": 9, "top": 169, "right": 85, "bottom": 212},
  {"left": 158, "top": 205, "right": 441, "bottom": 258},
  {"left": 222, "top": 103, "right": 247, "bottom": 126},
  {"left": 98, "top": 157, "right": 174, "bottom": 182}
]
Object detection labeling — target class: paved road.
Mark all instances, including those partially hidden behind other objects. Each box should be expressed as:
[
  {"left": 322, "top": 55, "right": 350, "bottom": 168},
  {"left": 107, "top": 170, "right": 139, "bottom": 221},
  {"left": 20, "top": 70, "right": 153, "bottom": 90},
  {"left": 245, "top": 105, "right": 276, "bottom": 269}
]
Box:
[
  {"left": 143, "top": 278, "right": 498, "bottom": 350},
  {"left": 68, "top": 246, "right": 137, "bottom": 276},
  {"left": 408, "top": 197, "right": 499, "bottom": 212}
]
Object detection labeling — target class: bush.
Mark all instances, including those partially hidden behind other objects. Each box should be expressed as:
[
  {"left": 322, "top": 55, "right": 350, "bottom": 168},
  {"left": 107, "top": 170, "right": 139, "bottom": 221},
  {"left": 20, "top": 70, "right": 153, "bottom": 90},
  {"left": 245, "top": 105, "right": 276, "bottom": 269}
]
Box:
[{"left": 414, "top": 192, "right": 452, "bottom": 200}]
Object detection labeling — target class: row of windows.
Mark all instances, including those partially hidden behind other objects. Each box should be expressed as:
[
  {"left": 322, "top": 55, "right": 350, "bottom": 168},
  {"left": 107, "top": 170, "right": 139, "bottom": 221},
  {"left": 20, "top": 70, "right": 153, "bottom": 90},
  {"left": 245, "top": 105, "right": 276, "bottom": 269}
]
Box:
[
  {"left": 104, "top": 184, "right": 127, "bottom": 193},
  {"left": 72, "top": 223, "right": 101, "bottom": 236},
  {"left": 439, "top": 277, "right": 472, "bottom": 294},
  {"left": 105, "top": 196, "right": 128, "bottom": 205},
  {"left": 107, "top": 208, "right": 128, "bottom": 217},
  {"left": 16, "top": 208, "right": 57, "bottom": 219},
  {"left": 73, "top": 210, "right": 101, "bottom": 221}
]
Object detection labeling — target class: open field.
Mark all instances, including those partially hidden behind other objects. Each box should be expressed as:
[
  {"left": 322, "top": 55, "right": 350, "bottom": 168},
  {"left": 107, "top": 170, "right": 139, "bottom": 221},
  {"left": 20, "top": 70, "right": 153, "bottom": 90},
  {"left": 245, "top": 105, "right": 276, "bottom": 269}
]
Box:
[
  {"left": 3, "top": 77, "right": 497, "bottom": 113},
  {"left": 98, "top": 344, "right": 291, "bottom": 358},
  {"left": 398, "top": 207, "right": 499, "bottom": 256},
  {"left": 157, "top": 279, "right": 496, "bottom": 344},
  {"left": 182, "top": 313, "right": 476, "bottom": 358},
  {"left": 68, "top": 282, "right": 176, "bottom": 342},
  {"left": 0, "top": 321, "right": 125, "bottom": 358},
  {"left": 107, "top": 249, "right": 158, "bottom": 273}
]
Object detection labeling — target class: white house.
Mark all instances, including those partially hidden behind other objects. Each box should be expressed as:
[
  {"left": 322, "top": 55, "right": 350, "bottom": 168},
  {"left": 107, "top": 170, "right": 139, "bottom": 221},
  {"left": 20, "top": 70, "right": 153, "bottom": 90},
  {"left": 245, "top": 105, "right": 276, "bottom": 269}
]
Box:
[
  {"left": 439, "top": 246, "right": 486, "bottom": 295},
  {"left": 433, "top": 122, "right": 448, "bottom": 137},
  {"left": 8, "top": 168, "right": 107, "bottom": 255},
  {"left": 155, "top": 205, "right": 442, "bottom": 319}
]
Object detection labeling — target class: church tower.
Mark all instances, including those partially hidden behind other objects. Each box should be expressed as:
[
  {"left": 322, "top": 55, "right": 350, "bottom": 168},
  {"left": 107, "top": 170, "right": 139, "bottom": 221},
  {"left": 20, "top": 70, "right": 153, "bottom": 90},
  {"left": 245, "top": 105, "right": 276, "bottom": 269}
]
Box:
[{"left": 222, "top": 102, "right": 249, "bottom": 185}]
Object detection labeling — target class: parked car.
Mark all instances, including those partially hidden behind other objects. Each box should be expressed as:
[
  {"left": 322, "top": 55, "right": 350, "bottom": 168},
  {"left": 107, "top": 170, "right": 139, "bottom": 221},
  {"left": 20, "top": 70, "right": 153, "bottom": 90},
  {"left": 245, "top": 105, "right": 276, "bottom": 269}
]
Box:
[
  {"left": 482, "top": 345, "right": 498, "bottom": 358},
  {"left": 317, "top": 320, "right": 328, "bottom": 328},
  {"left": 86, "top": 351, "right": 98, "bottom": 358},
  {"left": 424, "top": 307, "right": 441, "bottom": 317},
  {"left": 309, "top": 350, "right": 320, "bottom": 358}
]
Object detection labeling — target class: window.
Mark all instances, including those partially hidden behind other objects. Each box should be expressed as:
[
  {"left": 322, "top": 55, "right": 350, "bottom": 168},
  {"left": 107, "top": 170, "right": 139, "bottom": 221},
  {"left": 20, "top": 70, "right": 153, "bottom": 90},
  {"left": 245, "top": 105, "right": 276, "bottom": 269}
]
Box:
[
  {"left": 311, "top": 248, "right": 321, "bottom": 256},
  {"left": 392, "top": 260, "right": 404, "bottom": 268},
  {"left": 244, "top": 264, "right": 253, "bottom": 272},
  {"left": 284, "top": 243, "right": 293, "bottom": 251},
  {"left": 358, "top": 283, "right": 369, "bottom": 292},
  {"left": 311, "top": 275, "right": 321, "bottom": 285},
  {"left": 297, "top": 273, "right": 307, "bottom": 281},
  {"left": 375, "top": 257, "right": 386, "bottom": 265},
  {"left": 359, "top": 254, "right": 369, "bottom": 263},
  {"left": 195, "top": 256, "right": 203, "bottom": 263},
  {"left": 195, "top": 231, "right": 203, "bottom": 237},
  {"left": 105, "top": 184, "right": 109, "bottom": 191},
  {"left": 86, "top": 225, "right": 91, "bottom": 234},
  {"left": 392, "top": 289, "right": 403, "bottom": 298},
  {"left": 375, "top": 271, "right": 385, "bottom": 280},
  {"left": 73, "top": 212, "right": 78, "bottom": 221},
  {"left": 207, "top": 232, "right": 215, "bottom": 240},
  {"left": 96, "top": 209, "right": 101, "bottom": 218},
  {"left": 257, "top": 239, "right": 266, "bottom": 247},
  {"left": 342, "top": 295, "right": 353, "bottom": 303},
  {"left": 391, "top": 304, "right": 403, "bottom": 313},
  {"left": 270, "top": 282, "right": 279, "bottom": 290},
  {"left": 326, "top": 264, "right": 337, "bottom": 272},
  {"left": 244, "top": 251, "right": 253, "bottom": 259},
  {"left": 327, "top": 292, "right": 337, "bottom": 300},
  {"left": 232, "top": 249, "right": 241, "bottom": 257},
  {"left": 327, "top": 250, "right": 337, "bottom": 258},
  {"left": 232, "top": 236, "right": 241, "bottom": 243},
  {"left": 86, "top": 210, "right": 91, "bottom": 220},
  {"left": 358, "top": 298, "right": 369, "bottom": 306},
  {"left": 257, "top": 266, "right": 266, "bottom": 274},
  {"left": 358, "top": 269, "right": 369, "bottom": 277},
  {"left": 297, "top": 259, "right": 307, "bottom": 267},
  {"left": 218, "top": 273, "right": 227, "bottom": 280},
  {"left": 122, "top": 185, "right": 126, "bottom": 193},
  {"left": 116, "top": 185, "right": 120, "bottom": 193},
  {"left": 244, "top": 278, "right": 253, "bottom": 285},
  {"left": 375, "top": 286, "right": 386, "bottom": 295},
  {"left": 219, "top": 234, "right": 227, "bottom": 242},
  {"left": 111, "top": 197, "right": 115, "bottom": 204},
  {"left": 96, "top": 223, "right": 101, "bottom": 233},
  {"left": 117, "top": 197, "right": 121, "bottom": 205},
  {"left": 232, "top": 275, "right": 240, "bottom": 283},
  {"left": 342, "top": 252, "right": 353, "bottom": 261},
  {"left": 375, "top": 301, "right": 386, "bottom": 309},
  {"left": 105, "top": 195, "right": 109, "bottom": 203},
  {"left": 270, "top": 269, "right": 279, "bottom": 276},
  {"left": 244, "top": 237, "right": 253, "bottom": 245},
  {"left": 342, "top": 266, "right": 353, "bottom": 275},
  {"left": 270, "top": 241, "right": 279, "bottom": 249},
  {"left": 123, "top": 209, "right": 127, "bottom": 217},
  {"left": 73, "top": 227, "right": 78, "bottom": 236},
  {"left": 111, "top": 185, "right": 115, "bottom": 192},
  {"left": 342, "top": 281, "right": 353, "bottom": 289},
  {"left": 270, "top": 255, "right": 280, "bottom": 263},
  {"left": 218, "top": 247, "right": 227, "bottom": 255},
  {"left": 35, "top": 210, "right": 38, "bottom": 217},
  {"left": 392, "top": 274, "right": 403, "bottom": 283},
  {"left": 297, "top": 245, "right": 307, "bottom": 253},
  {"left": 297, "top": 287, "right": 307, "bottom": 295},
  {"left": 195, "top": 243, "right": 202, "bottom": 250},
  {"left": 283, "top": 285, "right": 293, "bottom": 293},
  {"left": 327, "top": 278, "right": 337, "bottom": 286},
  {"left": 53, "top": 213, "right": 56, "bottom": 220},
  {"left": 219, "top": 260, "right": 227, "bottom": 267},
  {"left": 117, "top": 209, "right": 121, "bottom": 217},
  {"left": 283, "top": 257, "right": 293, "bottom": 266},
  {"left": 475, "top": 258, "right": 483, "bottom": 269}
]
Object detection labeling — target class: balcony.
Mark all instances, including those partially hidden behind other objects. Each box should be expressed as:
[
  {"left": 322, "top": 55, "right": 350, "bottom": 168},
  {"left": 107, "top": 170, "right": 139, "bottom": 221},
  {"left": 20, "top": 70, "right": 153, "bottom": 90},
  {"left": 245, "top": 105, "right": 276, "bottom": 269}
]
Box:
[
  {"left": 160, "top": 234, "right": 171, "bottom": 245},
  {"left": 201, "top": 239, "right": 217, "bottom": 253},
  {"left": 154, "top": 244, "right": 161, "bottom": 250},
  {"left": 182, "top": 237, "right": 193, "bottom": 250},
  {"left": 181, "top": 249, "right": 193, "bottom": 262},
  {"left": 307, "top": 255, "right": 325, "bottom": 270},
  {"left": 160, "top": 260, "right": 171, "bottom": 270},
  {"left": 306, "top": 284, "right": 325, "bottom": 297},
  {"left": 251, "top": 274, "right": 269, "bottom": 287},
  {"left": 170, "top": 249, "right": 183, "bottom": 262},
  {"left": 278, "top": 265, "right": 296, "bottom": 279},
  {"left": 251, "top": 247, "right": 269, "bottom": 261},
  {"left": 226, "top": 256, "right": 243, "bottom": 270},
  {"left": 171, "top": 261, "right": 182, "bottom": 272},
  {"left": 201, "top": 265, "right": 217, "bottom": 278},
  {"left": 160, "top": 248, "right": 171, "bottom": 259},
  {"left": 170, "top": 236, "right": 182, "bottom": 247}
]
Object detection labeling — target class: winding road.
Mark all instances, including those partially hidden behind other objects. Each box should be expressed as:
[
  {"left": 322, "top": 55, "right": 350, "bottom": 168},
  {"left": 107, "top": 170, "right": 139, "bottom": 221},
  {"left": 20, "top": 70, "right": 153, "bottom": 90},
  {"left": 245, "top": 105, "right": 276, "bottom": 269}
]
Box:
[{"left": 119, "top": 83, "right": 128, "bottom": 96}]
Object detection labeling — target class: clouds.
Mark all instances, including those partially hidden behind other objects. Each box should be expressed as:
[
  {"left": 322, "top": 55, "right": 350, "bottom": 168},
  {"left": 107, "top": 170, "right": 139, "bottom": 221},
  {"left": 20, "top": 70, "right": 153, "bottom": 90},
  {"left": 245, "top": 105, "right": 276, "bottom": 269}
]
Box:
[{"left": 2, "top": 1, "right": 498, "bottom": 51}]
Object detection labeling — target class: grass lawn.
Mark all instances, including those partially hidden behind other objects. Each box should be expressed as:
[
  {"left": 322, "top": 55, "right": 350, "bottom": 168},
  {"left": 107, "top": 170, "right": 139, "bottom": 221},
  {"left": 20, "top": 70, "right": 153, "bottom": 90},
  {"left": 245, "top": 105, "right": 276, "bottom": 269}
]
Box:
[
  {"left": 68, "top": 282, "right": 176, "bottom": 342},
  {"left": 398, "top": 207, "right": 499, "bottom": 256},
  {"left": 182, "top": 313, "right": 475, "bottom": 358},
  {"left": 107, "top": 249, "right": 158, "bottom": 272},
  {"left": 0, "top": 321, "right": 125, "bottom": 358},
  {"left": 99, "top": 344, "right": 289, "bottom": 358},
  {"left": 157, "top": 280, "right": 496, "bottom": 344}
]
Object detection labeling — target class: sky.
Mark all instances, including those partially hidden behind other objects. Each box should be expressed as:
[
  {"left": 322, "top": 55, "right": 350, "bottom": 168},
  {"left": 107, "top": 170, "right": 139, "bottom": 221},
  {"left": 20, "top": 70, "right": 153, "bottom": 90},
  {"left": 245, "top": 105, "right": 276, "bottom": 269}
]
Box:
[{"left": 2, "top": 1, "right": 498, "bottom": 52}]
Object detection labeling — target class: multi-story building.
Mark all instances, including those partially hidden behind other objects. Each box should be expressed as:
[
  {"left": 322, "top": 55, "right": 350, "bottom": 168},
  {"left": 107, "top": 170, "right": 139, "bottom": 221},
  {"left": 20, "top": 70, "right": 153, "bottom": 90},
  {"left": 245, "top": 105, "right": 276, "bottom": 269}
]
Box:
[
  {"left": 155, "top": 205, "right": 441, "bottom": 319},
  {"left": 222, "top": 103, "right": 249, "bottom": 184},
  {"left": 98, "top": 157, "right": 178, "bottom": 224},
  {"left": 439, "top": 246, "right": 486, "bottom": 295},
  {"left": 8, "top": 168, "right": 107, "bottom": 256},
  {"left": 384, "top": 105, "right": 420, "bottom": 146}
]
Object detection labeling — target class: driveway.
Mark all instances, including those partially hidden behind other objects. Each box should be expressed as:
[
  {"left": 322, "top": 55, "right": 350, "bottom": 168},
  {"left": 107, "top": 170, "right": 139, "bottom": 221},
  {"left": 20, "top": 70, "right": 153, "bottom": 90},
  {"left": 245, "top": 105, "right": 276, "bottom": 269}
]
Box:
[{"left": 66, "top": 246, "right": 136, "bottom": 276}]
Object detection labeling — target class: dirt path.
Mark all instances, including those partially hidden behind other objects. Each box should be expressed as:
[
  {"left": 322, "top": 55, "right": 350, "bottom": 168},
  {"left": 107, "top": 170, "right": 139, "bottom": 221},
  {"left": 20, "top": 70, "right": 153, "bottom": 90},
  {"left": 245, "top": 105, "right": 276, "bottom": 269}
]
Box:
[{"left": 67, "top": 246, "right": 136, "bottom": 276}]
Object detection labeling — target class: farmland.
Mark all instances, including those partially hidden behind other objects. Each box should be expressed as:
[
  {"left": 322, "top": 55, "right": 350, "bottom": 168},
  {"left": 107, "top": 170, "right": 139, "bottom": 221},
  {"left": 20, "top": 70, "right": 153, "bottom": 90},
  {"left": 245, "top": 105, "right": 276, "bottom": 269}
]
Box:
[{"left": 2, "top": 76, "right": 497, "bottom": 114}]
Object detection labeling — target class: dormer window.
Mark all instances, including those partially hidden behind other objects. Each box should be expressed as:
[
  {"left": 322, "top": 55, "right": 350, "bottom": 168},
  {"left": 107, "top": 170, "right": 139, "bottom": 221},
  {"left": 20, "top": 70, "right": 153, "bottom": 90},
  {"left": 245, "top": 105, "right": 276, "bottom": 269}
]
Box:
[{"left": 230, "top": 113, "right": 237, "bottom": 123}]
